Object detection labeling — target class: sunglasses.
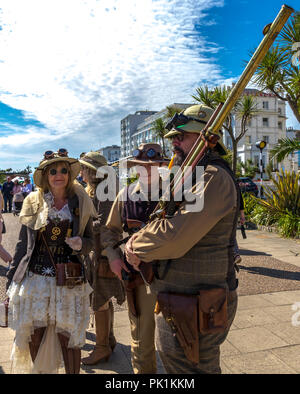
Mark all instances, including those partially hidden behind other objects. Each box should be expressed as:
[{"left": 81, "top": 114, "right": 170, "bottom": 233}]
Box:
[
  {"left": 44, "top": 148, "right": 68, "bottom": 160},
  {"left": 169, "top": 133, "right": 185, "bottom": 142},
  {"left": 165, "top": 112, "right": 207, "bottom": 131},
  {"left": 49, "top": 167, "right": 68, "bottom": 176},
  {"left": 132, "top": 148, "right": 162, "bottom": 159}
]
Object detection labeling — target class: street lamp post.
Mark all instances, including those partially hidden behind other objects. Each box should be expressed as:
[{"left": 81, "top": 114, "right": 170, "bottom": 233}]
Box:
[{"left": 255, "top": 140, "right": 267, "bottom": 198}]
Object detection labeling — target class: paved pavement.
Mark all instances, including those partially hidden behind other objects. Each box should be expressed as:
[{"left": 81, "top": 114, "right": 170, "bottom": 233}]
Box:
[{"left": 1, "top": 213, "right": 300, "bottom": 374}]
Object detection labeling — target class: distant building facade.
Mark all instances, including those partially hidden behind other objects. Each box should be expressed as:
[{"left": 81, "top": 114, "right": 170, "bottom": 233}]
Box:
[
  {"left": 120, "top": 103, "right": 192, "bottom": 158},
  {"left": 120, "top": 111, "right": 157, "bottom": 158},
  {"left": 223, "top": 88, "right": 300, "bottom": 176},
  {"left": 285, "top": 127, "right": 300, "bottom": 171},
  {"left": 98, "top": 145, "right": 121, "bottom": 163}
]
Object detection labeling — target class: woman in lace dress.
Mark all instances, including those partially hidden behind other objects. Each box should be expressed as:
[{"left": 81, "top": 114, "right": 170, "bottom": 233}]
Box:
[{"left": 6, "top": 149, "right": 96, "bottom": 374}]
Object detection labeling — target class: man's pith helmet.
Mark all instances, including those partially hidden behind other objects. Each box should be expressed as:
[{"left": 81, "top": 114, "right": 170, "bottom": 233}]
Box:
[{"left": 164, "top": 104, "right": 227, "bottom": 156}]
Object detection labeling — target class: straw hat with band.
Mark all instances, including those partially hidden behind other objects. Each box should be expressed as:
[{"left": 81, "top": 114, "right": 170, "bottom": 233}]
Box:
[
  {"left": 164, "top": 104, "right": 227, "bottom": 156},
  {"left": 126, "top": 143, "right": 170, "bottom": 168},
  {"left": 33, "top": 149, "right": 80, "bottom": 188},
  {"left": 79, "top": 151, "right": 107, "bottom": 171}
]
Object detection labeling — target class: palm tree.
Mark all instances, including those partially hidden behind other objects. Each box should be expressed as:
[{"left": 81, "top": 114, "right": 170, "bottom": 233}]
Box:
[
  {"left": 192, "top": 85, "right": 259, "bottom": 176},
  {"left": 165, "top": 105, "right": 183, "bottom": 120},
  {"left": 270, "top": 137, "right": 300, "bottom": 163},
  {"left": 151, "top": 118, "right": 167, "bottom": 156},
  {"left": 252, "top": 14, "right": 300, "bottom": 123}
]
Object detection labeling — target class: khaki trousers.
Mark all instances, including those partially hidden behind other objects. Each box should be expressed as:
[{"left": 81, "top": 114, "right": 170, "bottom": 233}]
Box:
[
  {"left": 128, "top": 284, "right": 157, "bottom": 374},
  {"left": 155, "top": 290, "right": 238, "bottom": 374}
]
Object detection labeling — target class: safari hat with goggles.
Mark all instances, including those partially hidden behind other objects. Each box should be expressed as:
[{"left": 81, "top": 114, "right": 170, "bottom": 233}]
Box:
[
  {"left": 126, "top": 143, "right": 170, "bottom": 168},
  {"left": 79, "top": 151, "right": 107, "bottom": 171},
  {"left": 33, "top": 148, "right": 80, "bottom": 188},
  {"left": 164, "top": 104, "right": 227, "bottom": 156}
]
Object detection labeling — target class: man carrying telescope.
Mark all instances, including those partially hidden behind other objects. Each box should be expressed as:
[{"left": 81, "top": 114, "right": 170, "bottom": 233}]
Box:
[{"left": 125, "top": 104, "right": 239, "bottom": 374}]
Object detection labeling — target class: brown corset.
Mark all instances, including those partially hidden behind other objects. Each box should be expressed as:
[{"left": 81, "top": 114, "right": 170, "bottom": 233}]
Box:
[{"left": 29, "top": 219, "right": 74, "bottom": 277}]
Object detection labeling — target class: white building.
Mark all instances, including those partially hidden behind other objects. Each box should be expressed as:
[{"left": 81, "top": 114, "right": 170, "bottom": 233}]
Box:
[
  {"left": 284, "top": 127, "right": 300, "bottom": 173},
  {"left": 98, "top": 145, "right": 121, "bottom": 164},
  {"left": 121, "top": 103, "right": 192, "bottom": 158},
  {"left": 120, "top": 111, "right": 157, "bottom": 158},
  {"left": 225, "top": 88, "right": 295, "bottom": 177}
]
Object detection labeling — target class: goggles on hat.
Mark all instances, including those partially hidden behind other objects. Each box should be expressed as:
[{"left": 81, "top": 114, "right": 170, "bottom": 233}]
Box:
[
  {"left": 132, "top": 147, "right": 162, "bottom": 159},
  {"left": 44, "top": 148, "right": 68, "bottom": 160},
  {"left": 165, "top": 112, "right": 207, "bottom": 131}
]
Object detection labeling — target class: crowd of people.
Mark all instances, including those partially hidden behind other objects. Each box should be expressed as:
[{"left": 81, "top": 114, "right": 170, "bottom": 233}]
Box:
[{"left": 1, "top": 104, "right": 245, "bottom": 374}]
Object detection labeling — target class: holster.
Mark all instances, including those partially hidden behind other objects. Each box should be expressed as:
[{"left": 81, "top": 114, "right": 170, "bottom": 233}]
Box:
[
  {"left": 123, "top": 262, "right": 154, "bottom": 317},
  {"left": 198, "top": 288, "right": 228, "bottom": 334},
  {"left": 157, "top": 292, "right": 199, "bottom": 364},
  {"left": 156, "top": 287, "right": 228, "bottom": 364}
]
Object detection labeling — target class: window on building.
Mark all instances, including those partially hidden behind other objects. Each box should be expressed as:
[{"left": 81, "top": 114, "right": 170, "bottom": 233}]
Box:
[
  {"left": 263, "top": 101, "right": 269, "bottom": 109},
  {"left": 263, "top": 136, "right": 269, "bottom": 143},
  {"left": 262, "top": 118, "right": 269, "bottom": 127},
  {"left": 246, "top": 118, "right": 252, "bottom": 127},
  {"left": 245, "top": 135, "right": 251, "bottom": 144},
  {"left": 278, "top": 122, "right": 282, "bottom": 130},
  {"left": 254, "top": 155, "right": 259, "bottom": 166},
  {"left": 278, "top": 107, "right": 282, "bottom": 114}
]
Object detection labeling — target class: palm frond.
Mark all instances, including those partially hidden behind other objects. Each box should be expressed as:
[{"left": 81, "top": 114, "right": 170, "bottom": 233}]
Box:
[{"left": 269, "top": 138, "right": 300, "bottom": 162}]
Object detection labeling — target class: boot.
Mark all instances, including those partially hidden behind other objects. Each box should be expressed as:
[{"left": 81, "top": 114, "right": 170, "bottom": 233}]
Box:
[
  {"left": 67, "top": 348, "right": 81, "bottom": 374},
  {"left": 81, "top": 309, "right": 112, "bottom": 365},
  {"left": 29, "top": 327, "right": 46, "bottom": 362},
  {"left": 58, "top": 333, "right": 81, "bottom": 374},
  {"left": 109, "top": 301, "right": 117, "bottom": 351}
]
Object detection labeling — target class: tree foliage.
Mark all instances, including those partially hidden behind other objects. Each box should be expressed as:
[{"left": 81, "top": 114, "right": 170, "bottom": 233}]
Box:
[
  {"left": 252, "top": 13, "right": 300, "bottom": 122},
  {"left": 192, "top": 85, "right": 258, "bottom": 176}
]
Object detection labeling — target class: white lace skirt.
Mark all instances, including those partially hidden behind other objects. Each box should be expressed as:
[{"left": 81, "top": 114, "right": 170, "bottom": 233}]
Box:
[{"left": 7, "top": 273, "right": 93, "bottom": 373}]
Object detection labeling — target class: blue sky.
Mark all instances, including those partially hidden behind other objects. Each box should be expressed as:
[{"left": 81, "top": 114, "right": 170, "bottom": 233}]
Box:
[{"left": 0, "top": 0, "right": 299, "bottom": 171}]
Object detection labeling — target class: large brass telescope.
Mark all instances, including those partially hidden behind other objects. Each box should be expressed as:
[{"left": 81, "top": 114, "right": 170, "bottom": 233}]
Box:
[
  {"left": 170, "top": 5, "right": 294, "bottom": 203},
  {"left": 153, "top": 4, "right": 294, "bottom": 218}
]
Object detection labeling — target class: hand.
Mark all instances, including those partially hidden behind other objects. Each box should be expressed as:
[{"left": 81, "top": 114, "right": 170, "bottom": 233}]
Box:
[
  {"left": 109, "top": 258, "right": 129, "bottom": 281},
  {"left": 65, "top": 236, "right": 82, "bottom": 251},
  {"left": 125, "top": 235, "right": 141, "bottom": 270}
]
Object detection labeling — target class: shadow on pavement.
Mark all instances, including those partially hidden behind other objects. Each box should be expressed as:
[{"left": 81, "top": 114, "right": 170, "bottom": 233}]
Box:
[
  {"left": 238, "top": 264, "right": 300, "bottom": 281},
  {"left": 240, "top": 249, "right": 272, "bottom": 256}
]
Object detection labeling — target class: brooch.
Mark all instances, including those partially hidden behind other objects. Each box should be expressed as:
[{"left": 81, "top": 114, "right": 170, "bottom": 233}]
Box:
[{"left": 51, "top": 226, "right": 61, "bottom": 241}]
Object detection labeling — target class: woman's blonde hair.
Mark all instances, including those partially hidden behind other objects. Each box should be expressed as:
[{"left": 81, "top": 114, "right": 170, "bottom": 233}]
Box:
[
  {"left": 81, "top": 165, "right": 98, "bottom": 198},
  {"left": 40, "top": 161, "right": 75, "bottom": 197}
]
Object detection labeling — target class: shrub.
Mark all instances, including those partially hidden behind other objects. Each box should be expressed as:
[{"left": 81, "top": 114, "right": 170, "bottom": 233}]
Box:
[{"left": 244, "top": 169, "right": 300, "bottom": 238}]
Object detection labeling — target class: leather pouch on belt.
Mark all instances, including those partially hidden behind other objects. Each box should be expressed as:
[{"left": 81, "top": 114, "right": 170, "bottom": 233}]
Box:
[
  {"left": 98, "top": 259, "right": 117, "bottom": 278},
  {"left": 198, "top": 287, "right": 228, "bottom": 335},
  {"left": 157, "top": 292, "right": 199, "bottom": 365},
  {"left": 56, "top": 263, "right": 66, "bottom": 286}
]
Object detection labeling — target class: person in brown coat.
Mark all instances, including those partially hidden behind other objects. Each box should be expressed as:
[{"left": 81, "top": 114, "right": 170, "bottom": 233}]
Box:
[{"left": 79, "top": 152, "right": 125, "bottom": 365}]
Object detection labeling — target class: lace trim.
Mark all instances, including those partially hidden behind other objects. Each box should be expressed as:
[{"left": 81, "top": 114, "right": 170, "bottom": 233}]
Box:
[{"left": 44, "top": 192, "right": 72, "bottom": 223}]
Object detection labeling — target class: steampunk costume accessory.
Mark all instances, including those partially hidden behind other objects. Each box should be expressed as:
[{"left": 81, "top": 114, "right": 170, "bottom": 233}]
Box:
[
  {"left": 164, "top": 105, "right": 228, "bottom": 156},
  {"left": 44, "top": 148, "right": 68, "bottom": 159},
  {"left": 33, "top": 149, "right": 80, "bottom": 189},
  {"left": 126, "top": 143, "right": 170, "bottom": 167}
]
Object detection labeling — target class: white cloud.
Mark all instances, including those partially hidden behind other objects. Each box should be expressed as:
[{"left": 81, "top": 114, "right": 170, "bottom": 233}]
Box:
[{"left": 0, "top": 0, "right": 229, "bottom": 169}]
